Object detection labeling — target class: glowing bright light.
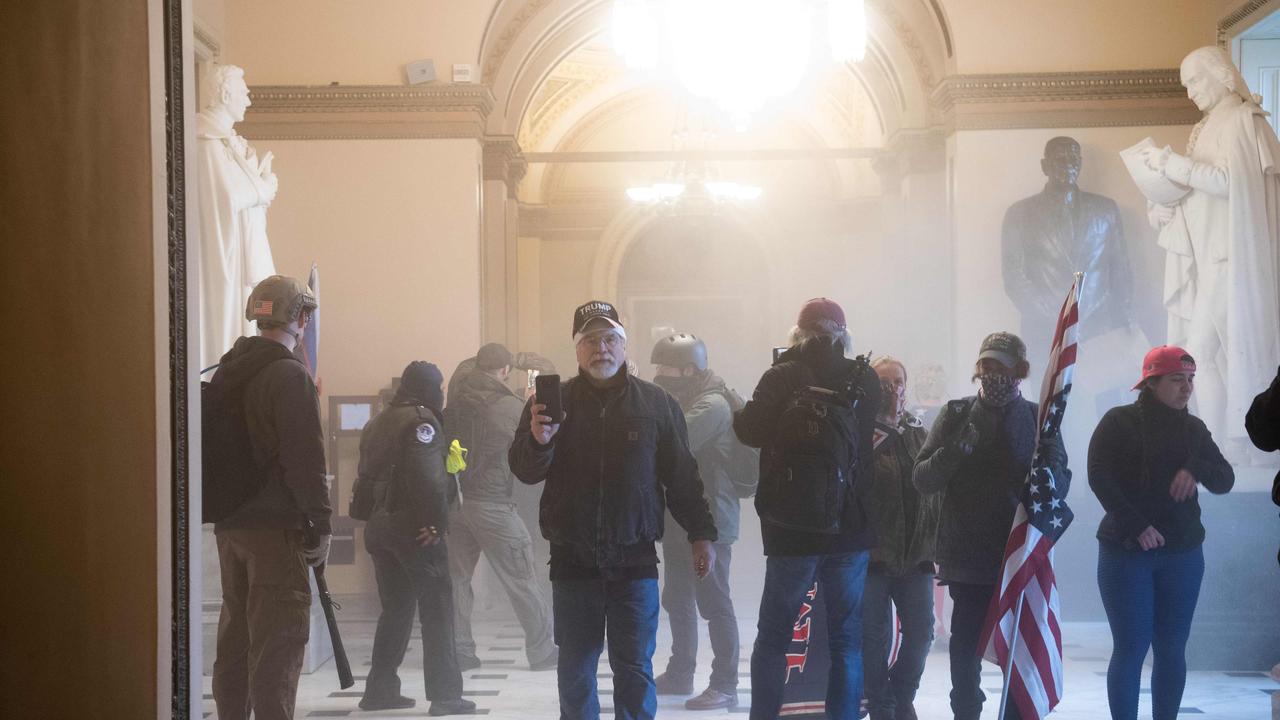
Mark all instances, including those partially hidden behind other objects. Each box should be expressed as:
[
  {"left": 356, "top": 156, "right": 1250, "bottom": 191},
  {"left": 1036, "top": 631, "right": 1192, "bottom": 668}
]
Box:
[
  {"left": 612, "top": 0, "right": 659, "bottom": 69},
  {"left": 610, "top": 0, "right": 865, "bottom": 125},
  {"left": 705, "top": 181, "right": 763, "bottom": 201},
  {"left": 828, "top": 0, "right": 867, "bottom": 63},
  {"left": 626, "top": 182, "right": 686, "bottom": 203}
]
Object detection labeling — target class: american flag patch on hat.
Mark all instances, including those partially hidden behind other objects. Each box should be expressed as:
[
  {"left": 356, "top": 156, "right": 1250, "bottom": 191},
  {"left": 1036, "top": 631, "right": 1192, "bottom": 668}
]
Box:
[{"left": 253, "top": 300, "right": 274, "bottom": 316}]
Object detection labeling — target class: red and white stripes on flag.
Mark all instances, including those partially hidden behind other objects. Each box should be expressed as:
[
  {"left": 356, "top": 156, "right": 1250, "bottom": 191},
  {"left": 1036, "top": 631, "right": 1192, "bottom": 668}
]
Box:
[{"left": 978, "top": 276, "right": 1081, "bottom": 719}]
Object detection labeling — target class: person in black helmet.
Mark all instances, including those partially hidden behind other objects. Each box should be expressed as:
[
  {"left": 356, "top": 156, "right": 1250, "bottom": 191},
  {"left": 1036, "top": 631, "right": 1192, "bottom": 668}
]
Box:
[
  {"left": 356, "top": 361, "right": 476, "bottom": 716},
  {"left": 650, "top": 333, "right": 749, "bottom": 711}
]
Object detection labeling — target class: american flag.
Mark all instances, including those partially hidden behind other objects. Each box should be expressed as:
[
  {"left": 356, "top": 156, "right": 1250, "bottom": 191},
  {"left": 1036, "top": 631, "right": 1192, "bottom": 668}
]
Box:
[{"left": 978, "top": 276, "right": 1081, "bottom": 719}]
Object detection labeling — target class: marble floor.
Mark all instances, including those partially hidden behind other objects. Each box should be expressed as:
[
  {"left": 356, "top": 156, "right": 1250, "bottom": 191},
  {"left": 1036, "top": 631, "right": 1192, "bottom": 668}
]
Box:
[{"left": 200, "top": 593, "right": 1276, "bottom": 720}]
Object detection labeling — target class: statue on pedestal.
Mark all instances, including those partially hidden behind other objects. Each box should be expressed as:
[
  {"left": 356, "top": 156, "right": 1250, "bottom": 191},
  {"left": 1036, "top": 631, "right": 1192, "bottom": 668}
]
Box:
[
  {"left": 197, "top": 63, "right": 279, "bottom": 371},
  {"left": 1002, "top": 136, "right": 1135, "bottom": 368},
  {"left": 1138, "top": 47, "right": 1280, "bottom": 449}
]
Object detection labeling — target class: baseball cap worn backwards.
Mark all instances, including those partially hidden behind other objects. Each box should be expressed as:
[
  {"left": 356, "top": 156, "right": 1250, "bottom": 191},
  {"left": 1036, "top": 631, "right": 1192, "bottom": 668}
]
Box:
[
  {"left": 572, "top": 300, "right": 626, "bottom": 342},
  {"left": 978, "top": 331, "right": 1027, "bottom": 369},
  {"left": 1133, "top": 345, "right": 1196, "bottom": 389},
  {"left": 796, "top": 297, "right": 846, "bottom": 331}
]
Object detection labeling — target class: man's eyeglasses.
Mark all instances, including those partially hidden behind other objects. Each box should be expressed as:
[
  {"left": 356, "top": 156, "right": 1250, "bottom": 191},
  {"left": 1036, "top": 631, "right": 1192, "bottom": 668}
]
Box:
[{"left": 577, "top": 332, "right": 623, "bottom": 349}]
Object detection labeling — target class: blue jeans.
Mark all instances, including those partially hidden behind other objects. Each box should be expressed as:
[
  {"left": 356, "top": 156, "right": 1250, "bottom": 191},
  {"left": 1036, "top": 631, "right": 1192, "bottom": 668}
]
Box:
[
  {"left": 1097, "top": 542, "right": 1205, "bottom": 720},
  {"left": 750, "top": 551, "right": 870, "bottom": 720},
  {"left": 553, "top": 578, "right": 659, "bottom": 720},
  {"left": 861, "top": 570, "right": 935, "bottom": 717}
]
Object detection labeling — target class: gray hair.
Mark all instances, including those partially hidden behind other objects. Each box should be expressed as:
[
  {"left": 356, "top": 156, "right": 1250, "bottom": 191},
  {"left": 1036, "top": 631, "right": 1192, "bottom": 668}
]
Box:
[{"left": 787, "top": 319, "right": 853, "bottom": 355}]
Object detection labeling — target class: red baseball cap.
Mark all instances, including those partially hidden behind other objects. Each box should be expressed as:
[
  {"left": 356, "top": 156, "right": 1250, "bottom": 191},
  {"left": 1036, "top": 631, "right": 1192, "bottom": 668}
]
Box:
[
  {"left": 1133, "top": 345, "right": 1196, "bottom": 389},
  {"left": 797, "top": 297, "right": 846, "bottom": 331}
]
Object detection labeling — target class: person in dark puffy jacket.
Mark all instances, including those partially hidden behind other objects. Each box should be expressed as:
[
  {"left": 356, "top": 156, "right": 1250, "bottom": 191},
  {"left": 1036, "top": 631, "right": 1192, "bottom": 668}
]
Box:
[
  {"left": 1089, "top": 346, "right": 1233, "bottom": 720},
  {"left": 509, "top": 300, "right": 717, "bottom": 720},
  {"left": 358, "top": 361, "right": 475, "bottom": 716},
  {"left": 734, "top": 298, "right": 881, "bottom": 720},
  {"left": 913, "top": 331, "right": 1068, "bottom": 720},
  {"left": 445, "top": 343, "right": 556, "bottom": 673}
]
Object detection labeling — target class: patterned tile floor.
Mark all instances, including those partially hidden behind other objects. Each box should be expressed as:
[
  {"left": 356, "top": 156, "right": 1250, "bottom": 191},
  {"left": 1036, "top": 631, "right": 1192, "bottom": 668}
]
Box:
[{"left": 202, "top": 595, "right": 1276, "bottom": 719}]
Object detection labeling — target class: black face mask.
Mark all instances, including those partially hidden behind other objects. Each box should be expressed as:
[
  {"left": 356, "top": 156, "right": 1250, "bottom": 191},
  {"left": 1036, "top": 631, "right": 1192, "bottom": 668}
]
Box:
[
  {"left": 978, "top": 373, "right": 1021, "bottom": 407},
  {"left": 654, "top": 374, "right": 702, "bottom": 399}
]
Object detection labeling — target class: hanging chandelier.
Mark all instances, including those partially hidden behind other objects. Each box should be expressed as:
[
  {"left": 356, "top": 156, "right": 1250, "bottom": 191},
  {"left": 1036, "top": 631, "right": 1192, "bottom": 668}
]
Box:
[
  {"left": 625, "top": 160, "right": 762, "bottom": 210},
  {"left": 611, "top": 0, "right": 867, "bottom": 127}
]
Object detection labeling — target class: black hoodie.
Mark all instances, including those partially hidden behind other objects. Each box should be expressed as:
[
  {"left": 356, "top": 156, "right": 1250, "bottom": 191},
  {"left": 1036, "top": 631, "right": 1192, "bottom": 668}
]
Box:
[{"left": 212, "top": 336, "right": 331, "bottom": 535}]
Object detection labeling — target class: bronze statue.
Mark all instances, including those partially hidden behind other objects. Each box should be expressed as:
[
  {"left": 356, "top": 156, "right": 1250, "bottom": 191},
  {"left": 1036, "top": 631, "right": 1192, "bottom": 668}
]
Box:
[{"left": 1002, "top": 137, "right": 1133, "bottom": 363}]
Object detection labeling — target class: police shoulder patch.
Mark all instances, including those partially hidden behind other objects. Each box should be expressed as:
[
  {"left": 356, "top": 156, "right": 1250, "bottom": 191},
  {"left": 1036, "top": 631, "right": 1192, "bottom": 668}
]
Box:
[{"left": 414, "top": 422, "right": 437, "bottom": 445}]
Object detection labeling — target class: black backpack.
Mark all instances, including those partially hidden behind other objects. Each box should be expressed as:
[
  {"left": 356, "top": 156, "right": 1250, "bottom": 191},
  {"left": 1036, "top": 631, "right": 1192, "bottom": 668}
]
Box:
[
  {"left": 718, "top": 386, "right": 761, "bottom": 499},
  {"left": 201, "top": 358, "right": 291, "bottom": 524},
  {"left": 755, "top": 356, "right": 871, "bottom": 534}
]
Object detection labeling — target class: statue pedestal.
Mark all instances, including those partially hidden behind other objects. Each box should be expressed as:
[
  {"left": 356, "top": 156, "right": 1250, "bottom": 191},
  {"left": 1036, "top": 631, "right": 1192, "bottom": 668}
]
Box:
[
  {"left": 1184, "top": 466, "right": 1280, "bottom": 671},
  {"left": 201, "top": 527, "right": 336, "bottom": 676}
]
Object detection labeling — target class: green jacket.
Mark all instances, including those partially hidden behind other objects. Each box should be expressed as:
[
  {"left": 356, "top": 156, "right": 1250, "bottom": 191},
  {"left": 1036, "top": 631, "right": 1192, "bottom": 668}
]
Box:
[{"left": 867, "top": 415, "right": 938, "bottom": 576}]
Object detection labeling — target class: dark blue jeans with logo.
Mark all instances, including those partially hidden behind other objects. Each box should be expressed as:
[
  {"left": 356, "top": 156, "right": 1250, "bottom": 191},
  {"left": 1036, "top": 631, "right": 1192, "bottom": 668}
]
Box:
[
  {"left": 553, "top": 578, "right": 659, "bottom": 720},
  {"left": 749, "top": 551, "right": 870, "bottom": 720}
]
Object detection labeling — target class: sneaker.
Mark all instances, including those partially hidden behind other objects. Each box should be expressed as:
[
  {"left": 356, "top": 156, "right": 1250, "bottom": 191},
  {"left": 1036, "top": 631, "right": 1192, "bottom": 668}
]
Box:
[
  {"left": 457, "top": 655, "right": 482, "bottom": 672},
  {"left": 529, "top": 648, "right": 559, "bottom": 671},
  {"left": 428, "top": 698, "right": 477, "bottom": 716},
  {"left": 684, "top": 688, "right": 737, "bottom": 710},
  {"left": 358, "top": 694, "right": 416, "bottom": 710},
  {"left": 654, "top": 671, "right": 694, "bottom": 695}
]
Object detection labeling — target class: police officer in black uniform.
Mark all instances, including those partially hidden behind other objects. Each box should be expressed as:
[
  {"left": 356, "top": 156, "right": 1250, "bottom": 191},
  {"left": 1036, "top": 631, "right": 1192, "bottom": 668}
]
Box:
[{"left": 356, "top": 361, "right": 476, "bottom": 716}]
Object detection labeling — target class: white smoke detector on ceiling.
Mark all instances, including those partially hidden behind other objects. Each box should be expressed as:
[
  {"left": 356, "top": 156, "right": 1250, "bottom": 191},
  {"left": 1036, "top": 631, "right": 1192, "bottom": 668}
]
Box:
[{"left": 405, "top": 59, "right": 436, "bottom": 85}]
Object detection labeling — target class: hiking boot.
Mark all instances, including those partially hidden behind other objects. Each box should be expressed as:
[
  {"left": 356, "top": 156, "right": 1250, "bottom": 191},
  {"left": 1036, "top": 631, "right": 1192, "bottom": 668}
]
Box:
[
  {"left": 684, "top": 688, "right": 737, "bottom": 710},
  {"left": 428, "top": 698, "right": 477, "bottom": 716},
  {"left": 529, "top": 648, "right": 559, "bottom": 671},
  {"left": 654, "top": 671, "right": 694, "bottom": 695},
  {"left": 358, "top": 694, "right": 416, "bottom": 711}
]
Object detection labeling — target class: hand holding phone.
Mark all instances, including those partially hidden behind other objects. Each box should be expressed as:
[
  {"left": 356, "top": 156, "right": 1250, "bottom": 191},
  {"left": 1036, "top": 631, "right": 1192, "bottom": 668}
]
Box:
[{"left": 531, "top": 374, "right": 564, "bottom": 445}]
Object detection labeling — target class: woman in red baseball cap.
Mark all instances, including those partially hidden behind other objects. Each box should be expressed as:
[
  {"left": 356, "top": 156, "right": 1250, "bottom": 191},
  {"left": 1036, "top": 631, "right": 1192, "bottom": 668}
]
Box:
[{"left": 1086, "top": 345, "right": 1235, "bottom": 720}]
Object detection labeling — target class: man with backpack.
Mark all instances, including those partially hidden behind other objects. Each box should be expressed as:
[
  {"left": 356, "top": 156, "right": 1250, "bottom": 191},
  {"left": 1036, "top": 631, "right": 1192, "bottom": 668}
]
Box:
[
  {"left": 207, "top": 275, "right": 330, "bottom": 720},
  {"left": 650, "top": 334, "right": 757, "bottom": 711},
  {"left": 353, "top": 360, "right": 476, "bottom": 716},
  {"left": 733, "top": 298, "right": 881, "bottom": 720},
  {"left": 445, "top": 343, "right": 557, "bottom": 672}
]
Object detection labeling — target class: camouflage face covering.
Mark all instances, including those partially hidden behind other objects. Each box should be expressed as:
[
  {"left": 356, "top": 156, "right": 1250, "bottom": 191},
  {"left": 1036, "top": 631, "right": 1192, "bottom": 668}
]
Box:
[{"left": 978, "top": 373, "right": 1021, "bottom": 407}]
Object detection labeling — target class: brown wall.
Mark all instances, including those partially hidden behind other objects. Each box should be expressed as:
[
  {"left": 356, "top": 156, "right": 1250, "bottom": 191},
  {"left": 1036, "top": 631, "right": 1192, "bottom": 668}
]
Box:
[{"left": 0, "top": 1, "right": 159, "bottom": 717}]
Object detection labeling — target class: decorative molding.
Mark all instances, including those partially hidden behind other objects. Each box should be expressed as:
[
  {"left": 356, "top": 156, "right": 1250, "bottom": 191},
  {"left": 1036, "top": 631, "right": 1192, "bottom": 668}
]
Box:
[
  {"left": 483, "top": 136, "right": 528, "bottom": 195},
  {"left": 932, "top": 69, "right": 1200, "bottom": 130},
  {"left": 192, "top": 19, "right": 221, "bottom": 61},
  {"left": 870, "top": 0, "right": 937, "bottom": 91},
  {"left": 1219, "top": 0, "right": 1278, "bottom": 46},
  {"left": 481, "top": 0, "right": 554, "bottom": 83},
  {"left": 190, "top": 18, "right": 218, "bottom": 61},
  {"left": 163, "top": 0, "right": 191, "bottom": 717},
  {"left": 238, "top": 84, "right": 496, "bottom": 140}
]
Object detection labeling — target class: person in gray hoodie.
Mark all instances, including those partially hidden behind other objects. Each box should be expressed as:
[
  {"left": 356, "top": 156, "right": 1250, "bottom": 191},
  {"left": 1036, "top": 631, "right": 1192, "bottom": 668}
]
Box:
[
  {"left": 912, "top": 332, "right": 1069, "bottom": 720},
  {"left": 446, "top": 343, "right": 558, "bottom": 672}
]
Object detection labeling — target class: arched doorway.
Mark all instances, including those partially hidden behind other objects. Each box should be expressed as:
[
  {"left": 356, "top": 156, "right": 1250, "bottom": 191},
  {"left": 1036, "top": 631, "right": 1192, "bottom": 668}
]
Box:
[{"left": 616, "top": 212, "right": 772, "bottom": 393}]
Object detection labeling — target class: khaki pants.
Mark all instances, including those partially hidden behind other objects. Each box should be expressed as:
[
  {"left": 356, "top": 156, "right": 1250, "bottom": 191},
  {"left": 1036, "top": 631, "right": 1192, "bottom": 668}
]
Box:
[
  {"left": 212, "top": 528, "right": 311, "bottom": 720},
  {"left": 448, "top": 500, "right": 555, "bottom": 665}
]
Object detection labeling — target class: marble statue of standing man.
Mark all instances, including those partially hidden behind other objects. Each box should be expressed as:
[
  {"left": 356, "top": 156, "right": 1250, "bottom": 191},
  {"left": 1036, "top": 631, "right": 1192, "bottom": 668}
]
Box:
[
  {"left": 1142, "top": 46, "right": 1280, "bottom": 450},
  {"left": 197, "top": 63, "right": 279, "bottom": 372}
]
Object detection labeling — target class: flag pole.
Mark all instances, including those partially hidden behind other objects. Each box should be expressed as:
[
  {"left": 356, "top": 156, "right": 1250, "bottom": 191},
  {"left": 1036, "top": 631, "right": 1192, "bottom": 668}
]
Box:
[
  {"left": 997, "top": 595, "right": 1025, "bottom": 720},
  {"left": 997, "top": 272, "right": 1085, "bottom": 720}
]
